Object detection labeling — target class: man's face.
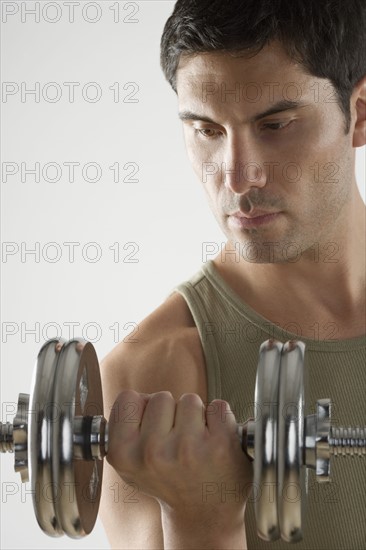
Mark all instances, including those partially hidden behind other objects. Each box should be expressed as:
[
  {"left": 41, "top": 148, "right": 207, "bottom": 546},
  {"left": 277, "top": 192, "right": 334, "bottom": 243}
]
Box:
[{"left": 176, "top": 41, "right": 356, "bottom": 263}]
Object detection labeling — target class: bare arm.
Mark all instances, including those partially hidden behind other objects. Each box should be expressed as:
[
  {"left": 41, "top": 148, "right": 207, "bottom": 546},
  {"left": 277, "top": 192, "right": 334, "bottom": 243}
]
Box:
[
  {"left": 99, "top": 293, "right": 249, "bottom": 549},
  {"left": 99, "top": 293, "right": 208, "bottom": 548}
]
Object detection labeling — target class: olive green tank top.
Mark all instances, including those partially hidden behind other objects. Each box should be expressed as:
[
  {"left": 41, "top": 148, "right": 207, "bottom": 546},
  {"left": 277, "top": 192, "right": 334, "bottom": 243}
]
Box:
[{"left": 170, "top": 260, "right": 366, "bottom": 550}]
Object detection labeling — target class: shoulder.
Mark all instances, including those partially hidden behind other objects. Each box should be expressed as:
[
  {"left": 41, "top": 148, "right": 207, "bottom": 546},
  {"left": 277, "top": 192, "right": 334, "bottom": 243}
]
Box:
[{"left": 100, "top": 291, "right": 208, "bottom": 409}]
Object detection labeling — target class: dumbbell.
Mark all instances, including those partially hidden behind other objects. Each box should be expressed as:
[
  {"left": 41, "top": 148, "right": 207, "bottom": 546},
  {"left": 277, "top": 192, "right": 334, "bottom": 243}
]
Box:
[{"left": 0, "top": 338, "right": 365, "bottom": 543}]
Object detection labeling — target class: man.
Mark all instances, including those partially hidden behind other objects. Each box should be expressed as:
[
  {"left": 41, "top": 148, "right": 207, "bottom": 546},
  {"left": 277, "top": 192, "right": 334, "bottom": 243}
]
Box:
[{"left": 99, "top": 1, "right": 366, "bottom": 548}]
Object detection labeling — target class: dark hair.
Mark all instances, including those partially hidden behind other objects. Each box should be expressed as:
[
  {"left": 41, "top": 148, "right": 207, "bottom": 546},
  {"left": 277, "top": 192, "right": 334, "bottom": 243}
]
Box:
[{"left": 160, "top": 0, "right": 366, "bottom": 134}]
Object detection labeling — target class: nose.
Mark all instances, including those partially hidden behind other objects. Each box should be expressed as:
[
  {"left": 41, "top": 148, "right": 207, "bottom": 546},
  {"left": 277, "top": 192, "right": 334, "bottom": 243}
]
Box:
[{"left": 222, "top": 135, "right": 267, "bottom": 194}]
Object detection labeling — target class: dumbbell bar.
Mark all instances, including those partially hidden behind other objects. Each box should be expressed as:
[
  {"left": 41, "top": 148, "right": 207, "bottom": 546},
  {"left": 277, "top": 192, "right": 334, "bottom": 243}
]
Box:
[{"left": 0, "top": 338, "right": 365, "bottom": 543}]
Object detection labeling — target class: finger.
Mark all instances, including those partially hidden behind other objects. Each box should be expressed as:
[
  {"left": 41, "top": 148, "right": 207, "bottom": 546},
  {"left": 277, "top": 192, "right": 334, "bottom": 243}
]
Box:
[
  {"left": 140, "top": 391, "right": 176, "bottom": 436},
  {"left": 106, "top": 391, "right": 150, "bottom": 476},
  {"left": 109, "top": 390, "right": 149, "bottom": 438},
  {"left": 174, "top": 393, "right": 206, "bottom": 434},
  {"left": 205, "top": 399, "right": 238, "bottom": 434}
]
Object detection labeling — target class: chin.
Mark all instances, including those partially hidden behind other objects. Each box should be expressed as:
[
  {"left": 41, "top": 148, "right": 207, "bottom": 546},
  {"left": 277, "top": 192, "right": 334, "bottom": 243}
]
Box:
[{"left": 222, "top": 231, "right": 287, "bottom": 264}]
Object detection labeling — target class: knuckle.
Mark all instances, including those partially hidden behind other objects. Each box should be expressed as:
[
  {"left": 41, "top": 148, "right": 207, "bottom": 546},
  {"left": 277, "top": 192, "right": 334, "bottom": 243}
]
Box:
[
  {"left": 160, "top": 390, "right": 174, "bottom": 401},
  {"left": 118, "top": 389, "right": 140, "bottom": 401},
  {"left": 178, "top": 393, "right": 204, "bottom": 413},
  {"left": 207, "top": 399, "right": 236, "bottom": 422},
  {"left": 150, "top": 391, "right": 174, "bottom": 404},
  {"left": 211, "top": 398, "right": 230, "bottom": 410},
  {"left": 112, "top": 390, "right": 141, "bottom": 412}
]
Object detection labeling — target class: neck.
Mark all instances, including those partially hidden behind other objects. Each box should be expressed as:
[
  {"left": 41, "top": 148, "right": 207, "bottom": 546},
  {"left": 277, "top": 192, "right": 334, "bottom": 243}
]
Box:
[{"left": 213, "top": 188, "right": 366, "bottom": 337}]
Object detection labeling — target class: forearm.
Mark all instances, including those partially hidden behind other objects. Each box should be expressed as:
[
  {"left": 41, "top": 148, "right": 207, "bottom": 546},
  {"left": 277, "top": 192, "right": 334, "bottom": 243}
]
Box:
[{"left": 161, "top": 507, "right": 247, "bottom": 550}]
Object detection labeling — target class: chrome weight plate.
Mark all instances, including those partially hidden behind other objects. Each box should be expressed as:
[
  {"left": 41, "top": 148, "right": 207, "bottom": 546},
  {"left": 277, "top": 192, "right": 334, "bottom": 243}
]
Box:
[
  {"left": 51, "top": 338, "right": 103, "bottom": 537},
  {"left": 254, "top": 339, "right": 283, "bottom": 541},
  {"left": 28, "top": 338, "right": 67, "bottom": 536},
  {"left": 277, "top": 340, "right": 306, "bottom": 542}
]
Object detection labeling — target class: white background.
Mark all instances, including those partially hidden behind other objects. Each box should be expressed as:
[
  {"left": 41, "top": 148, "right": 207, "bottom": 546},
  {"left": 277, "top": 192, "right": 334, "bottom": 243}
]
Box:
[{"left": 1, "top": 1, "right": 365, "bottom": 548}]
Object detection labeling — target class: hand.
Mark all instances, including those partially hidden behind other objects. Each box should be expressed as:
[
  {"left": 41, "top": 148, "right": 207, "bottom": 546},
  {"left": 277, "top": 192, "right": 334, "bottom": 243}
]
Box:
[{"left": 106, "top": 390, "right": 253, "bottom": 527}]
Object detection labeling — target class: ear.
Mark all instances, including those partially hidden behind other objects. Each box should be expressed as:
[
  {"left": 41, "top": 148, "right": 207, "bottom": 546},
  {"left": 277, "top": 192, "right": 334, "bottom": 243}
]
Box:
[{"left": 352, "top": 75, "right": 366, "bottom": 147}]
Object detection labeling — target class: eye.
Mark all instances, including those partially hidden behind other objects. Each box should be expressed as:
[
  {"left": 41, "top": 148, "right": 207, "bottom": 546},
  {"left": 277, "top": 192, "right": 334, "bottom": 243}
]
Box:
[
  {"left": 194, "top": 128, "right": 222, "bottom": 139},
  {"left": 261, "top": 120, "right": 294, "bottom": 131}
]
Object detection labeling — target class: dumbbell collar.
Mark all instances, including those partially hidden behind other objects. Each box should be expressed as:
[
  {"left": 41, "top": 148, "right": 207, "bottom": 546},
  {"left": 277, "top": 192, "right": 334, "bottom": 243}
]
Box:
[
  {"left": 0, "top": 393, "right": 30, "bottom": 482},
  {"left": 304, "top": 399, "right": 331, "bottom": 480},
  {"left": 73, "top": 415, "right": 108, "bottom": 460}
]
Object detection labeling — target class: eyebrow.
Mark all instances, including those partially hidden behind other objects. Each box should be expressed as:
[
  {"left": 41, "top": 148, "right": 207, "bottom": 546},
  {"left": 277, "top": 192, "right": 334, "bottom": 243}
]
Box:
[{"left": 178, "top": 99, "right": 309, "bottom": 124}]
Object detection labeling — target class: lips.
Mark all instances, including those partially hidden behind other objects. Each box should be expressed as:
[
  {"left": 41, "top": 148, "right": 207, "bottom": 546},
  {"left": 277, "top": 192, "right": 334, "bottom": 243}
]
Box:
[
  {"left": 230, "top": 210, "right": 279, "bottom": 219},
  {"left": 228, "top": 210, "right": 282, "bottom": 228}
]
